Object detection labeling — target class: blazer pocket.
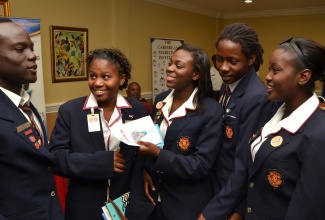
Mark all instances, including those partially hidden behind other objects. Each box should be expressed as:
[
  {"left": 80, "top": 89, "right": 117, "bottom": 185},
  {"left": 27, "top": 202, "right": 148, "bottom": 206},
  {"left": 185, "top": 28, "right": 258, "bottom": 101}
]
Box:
[
  {"left": 269, "top": 156, "right": 295, "bottom": 170},
  {"left": 7, "top": 205, "right": 43, "bottom": 220}
]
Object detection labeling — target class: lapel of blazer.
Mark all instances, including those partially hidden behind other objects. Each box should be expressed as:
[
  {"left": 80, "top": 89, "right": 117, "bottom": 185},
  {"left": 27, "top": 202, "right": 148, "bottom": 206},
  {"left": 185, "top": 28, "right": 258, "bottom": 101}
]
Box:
[
  {"left": 28, "top": 102, "right": 56, "bottom": 160},
  {"left": 85, "top": 108, "right": 106, "bottom": 151},
  {"left": 229, "top": 68, "right": 255, "bottom": 101},
  {"left": 0, "top": 90, "right": 54, "bottom": 161},
  {"left": 119, "top": 108, "right": 133, "bottom": 155},
  {"left": 250, "top": 130, "right": 290, "bottom": 178},
  {"left": 163, "top": 110, "right": 197, "bottom": 150},
  {"left": 10, "top": 101, "right": 54, "bottom": 161},
  {"left": 220, "top": 68, "right": 256, "bottom": 110}
]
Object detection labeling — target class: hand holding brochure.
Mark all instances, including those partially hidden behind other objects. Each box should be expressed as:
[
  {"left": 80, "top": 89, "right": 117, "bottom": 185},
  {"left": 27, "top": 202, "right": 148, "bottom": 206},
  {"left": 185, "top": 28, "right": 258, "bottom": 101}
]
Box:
[{"left": 110, "top": 116, "right": 164, "bottom": 147}]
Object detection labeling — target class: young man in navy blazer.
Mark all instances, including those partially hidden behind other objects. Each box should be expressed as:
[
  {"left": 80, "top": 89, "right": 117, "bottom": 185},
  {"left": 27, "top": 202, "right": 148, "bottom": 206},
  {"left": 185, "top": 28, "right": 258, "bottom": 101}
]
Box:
[
  {"left": 199, "top": 23, "right": 278, "bottom": 220},
  {"left": 0, "top": 17, "right": 63, "bottom": 219}
]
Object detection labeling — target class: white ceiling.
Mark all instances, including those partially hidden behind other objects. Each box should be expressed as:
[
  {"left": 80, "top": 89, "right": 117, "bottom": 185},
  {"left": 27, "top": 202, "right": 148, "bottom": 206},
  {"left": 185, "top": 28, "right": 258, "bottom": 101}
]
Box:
[{"left": 146, "top": 0, "right": 325, "bottom": 18}]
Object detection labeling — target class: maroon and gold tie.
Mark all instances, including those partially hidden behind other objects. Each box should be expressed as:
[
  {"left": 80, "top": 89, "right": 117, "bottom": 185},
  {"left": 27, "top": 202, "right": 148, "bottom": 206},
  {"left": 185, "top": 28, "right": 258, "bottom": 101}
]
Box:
[
  {"left": 19, "top": 103, "right": 43, "bottom": 149},
  {"left": 223, "top": 84, "right": 231, "bottom": 107}
]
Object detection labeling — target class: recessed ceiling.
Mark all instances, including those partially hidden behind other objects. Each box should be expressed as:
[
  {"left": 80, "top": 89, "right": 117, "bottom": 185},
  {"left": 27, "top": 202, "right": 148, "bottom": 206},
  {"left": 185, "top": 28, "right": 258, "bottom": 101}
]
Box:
[{"left": 146, "top": 0, "right": 325, "bottom": 18}]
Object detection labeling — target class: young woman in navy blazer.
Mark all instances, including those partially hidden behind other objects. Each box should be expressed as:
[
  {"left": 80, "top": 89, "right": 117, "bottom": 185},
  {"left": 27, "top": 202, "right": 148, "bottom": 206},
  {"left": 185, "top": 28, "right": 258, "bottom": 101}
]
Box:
[
  {"left": 126, "top": 44, "right": 223, "bottom": 220},
  {"left": 49, "top": 48, "right": 147, "bottom": 220},
  {"left": 246, "top": 38, "right": 325, "bottom": 219}
]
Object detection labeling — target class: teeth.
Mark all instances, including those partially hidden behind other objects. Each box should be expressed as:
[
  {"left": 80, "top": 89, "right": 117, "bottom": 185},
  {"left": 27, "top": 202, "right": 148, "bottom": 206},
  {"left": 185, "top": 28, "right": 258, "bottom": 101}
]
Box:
[{"left": 94, "top": 90, "right": 106, "bottom": 94}]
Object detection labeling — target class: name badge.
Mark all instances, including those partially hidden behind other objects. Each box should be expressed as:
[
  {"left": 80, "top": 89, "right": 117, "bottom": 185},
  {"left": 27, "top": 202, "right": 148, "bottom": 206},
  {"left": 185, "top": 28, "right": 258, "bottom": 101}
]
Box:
[
  {"left": 16, "top": 122, "right": 31, "bottom": 133},
  {"left": 87, "top": 114, "right": 100, "bottom": 132}
]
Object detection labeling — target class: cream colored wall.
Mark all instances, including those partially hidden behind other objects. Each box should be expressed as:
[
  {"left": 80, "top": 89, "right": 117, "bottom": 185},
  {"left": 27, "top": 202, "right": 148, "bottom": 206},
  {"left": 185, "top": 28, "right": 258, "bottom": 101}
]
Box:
[
  {"left": 127, "top": 0, "right": 217, "bottom": 95},
  {"left": 9, "top": 0, "right": 218, "bottom": 134},
  {"left": 8, "top": 1, "right": 325, "bottom": 134},
  {"left": 10, "top": 0, "right": 217, "bottom": 105},
  {"left": 221, "top": 14, "right": 325, "bottom": 92},
  {"left": 9, "top": 1, "right": 325, "bottom": 102}
]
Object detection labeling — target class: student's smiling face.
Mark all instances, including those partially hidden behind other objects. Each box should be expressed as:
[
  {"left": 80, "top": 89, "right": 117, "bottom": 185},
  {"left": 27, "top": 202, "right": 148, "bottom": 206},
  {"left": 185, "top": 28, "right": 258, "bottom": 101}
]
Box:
[
  {"left": 165, "top": 49, "right": 198, "bottom": 90},
  {"left": 88, "top": 59, "right": 125, "bottom": 107},
  {"left": 265, "top": 48, "right": 300, "bottom": 103}
]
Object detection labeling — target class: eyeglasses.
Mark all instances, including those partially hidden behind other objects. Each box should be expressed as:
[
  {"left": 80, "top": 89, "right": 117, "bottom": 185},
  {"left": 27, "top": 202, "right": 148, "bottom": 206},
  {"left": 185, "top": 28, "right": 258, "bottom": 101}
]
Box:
[{"left": 279, "top": 37, "right": 308, "bottom": 69}]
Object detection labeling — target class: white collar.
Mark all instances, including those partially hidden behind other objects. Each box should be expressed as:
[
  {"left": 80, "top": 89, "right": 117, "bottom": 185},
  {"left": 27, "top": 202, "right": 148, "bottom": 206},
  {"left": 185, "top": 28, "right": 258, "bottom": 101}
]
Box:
[
  {"left": 263, "top": 93, "right": 319, "bottom": 136},
  {"left": 83, "top": 93, "right": 131, "bottom": 110},
  {"left": 0, "top": 86, "right": 30, "bottom": 107},
  {"left": 161, "top": 88, "right": 197, "bottom": 119}
]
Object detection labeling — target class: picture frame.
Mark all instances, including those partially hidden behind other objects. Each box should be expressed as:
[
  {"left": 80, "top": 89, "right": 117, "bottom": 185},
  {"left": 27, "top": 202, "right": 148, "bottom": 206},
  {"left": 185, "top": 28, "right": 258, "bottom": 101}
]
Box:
[
  {"left": 0, "top": 0, "right": 10, "bottom": 16},
  {"left": 50, "top": 25, "right": 88, "bottom": 83}
]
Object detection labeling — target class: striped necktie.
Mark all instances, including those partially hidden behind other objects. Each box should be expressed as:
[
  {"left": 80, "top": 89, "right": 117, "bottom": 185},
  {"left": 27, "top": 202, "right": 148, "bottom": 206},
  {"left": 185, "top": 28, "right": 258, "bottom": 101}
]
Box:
[
  {"left": 223, "top": 84, "right": 231, "bottom": 107},
  {"left": 19, "top": 103, "right": 43, "bottom": 148}
]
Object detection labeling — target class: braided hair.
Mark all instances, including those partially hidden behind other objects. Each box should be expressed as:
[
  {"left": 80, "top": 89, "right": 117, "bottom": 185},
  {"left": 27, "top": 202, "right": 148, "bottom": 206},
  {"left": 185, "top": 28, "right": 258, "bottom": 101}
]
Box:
[{"left": 216, "top": 23, "right": 264, "bottom": 71}]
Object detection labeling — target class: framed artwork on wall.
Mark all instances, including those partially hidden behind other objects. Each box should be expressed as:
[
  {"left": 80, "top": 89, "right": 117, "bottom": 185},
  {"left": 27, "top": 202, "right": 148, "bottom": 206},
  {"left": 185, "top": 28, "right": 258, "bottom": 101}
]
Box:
[
  {"left": 0, "top": 0, "right": 10, "bottom": 16},
  {"left": 50, "top": 25, "right": 88, "bottom": 83}
]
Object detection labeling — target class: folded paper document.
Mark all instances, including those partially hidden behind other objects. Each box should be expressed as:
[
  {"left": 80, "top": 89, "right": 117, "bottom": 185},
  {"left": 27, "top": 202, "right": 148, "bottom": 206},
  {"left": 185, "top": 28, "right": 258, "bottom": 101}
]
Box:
[{"left": 110, "top": 116, "right": 164, "bottom": 147}]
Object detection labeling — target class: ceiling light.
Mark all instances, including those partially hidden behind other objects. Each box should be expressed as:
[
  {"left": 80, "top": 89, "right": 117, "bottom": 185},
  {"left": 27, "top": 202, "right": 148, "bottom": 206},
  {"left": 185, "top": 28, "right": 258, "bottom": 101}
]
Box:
[{"left": 245, "top": 0, "right": 252, "bottom": 3}]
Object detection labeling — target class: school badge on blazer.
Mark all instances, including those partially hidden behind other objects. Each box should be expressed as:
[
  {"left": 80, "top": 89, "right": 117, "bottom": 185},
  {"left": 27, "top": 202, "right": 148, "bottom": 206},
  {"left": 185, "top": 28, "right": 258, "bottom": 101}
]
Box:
[
  {"left": 266, "top": 169, "right": 283, "bottom": 188},
  {"left": 177, "top": 136, "right": 191, "bottom": 151}
]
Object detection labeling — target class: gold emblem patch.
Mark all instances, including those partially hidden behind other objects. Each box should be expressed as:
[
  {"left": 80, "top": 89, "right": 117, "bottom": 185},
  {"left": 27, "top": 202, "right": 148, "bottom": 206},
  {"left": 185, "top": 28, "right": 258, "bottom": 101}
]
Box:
[
  {"left": 177, "top": 136, "right": 190, "bottom": 151},
  {"left": 266, "top": 170, "right": 283, "bottom": 188},
  {"left": 225, "top": 125, "right": 233, "bottom": 139}
]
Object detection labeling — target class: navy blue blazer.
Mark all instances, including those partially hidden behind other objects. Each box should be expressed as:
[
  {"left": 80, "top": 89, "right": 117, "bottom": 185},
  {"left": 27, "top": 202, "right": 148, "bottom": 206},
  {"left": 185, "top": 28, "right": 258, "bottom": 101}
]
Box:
[
  {"left": 202, "top": 68, "right": 278, "bottom": 219},
  {"left": 48, "top": 96, "right": 147, "bottom": 220},
  {"left": 0, "top": 90, "right": 63, "bottom": 220},
  {"left": 127, "top": 91, "right": 224, "bottom": 220},
  {"left": 246, "top": 108, "right": 325, "bottom": 220}
]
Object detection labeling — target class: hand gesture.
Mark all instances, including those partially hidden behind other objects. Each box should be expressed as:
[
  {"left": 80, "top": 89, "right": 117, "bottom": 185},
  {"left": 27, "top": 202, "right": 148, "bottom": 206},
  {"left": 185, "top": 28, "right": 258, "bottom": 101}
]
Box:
[
  {"left": 143, "top": 169, "right": 156, "bottom": 205},
  {"left": 113, "top": 147, "right": 126, "bottom": 173},
  {"left": 197, "top": 214, "right": 206, "bottom": 220},
  {"left": 227, "top": 212, "right": 243, "bottom": 220}
]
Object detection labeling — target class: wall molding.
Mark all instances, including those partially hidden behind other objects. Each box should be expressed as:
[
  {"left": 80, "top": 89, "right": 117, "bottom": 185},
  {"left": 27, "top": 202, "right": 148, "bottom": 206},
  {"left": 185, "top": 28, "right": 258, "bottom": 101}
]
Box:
[
  {"left": 146, "top": 0, "right": 325, "bottom": 18},
  {"left": 46, "top": 102, "right": 63, "bottom": 114},
  {"left": 223, "top": 7, "right": 325, "bottom": 19}
]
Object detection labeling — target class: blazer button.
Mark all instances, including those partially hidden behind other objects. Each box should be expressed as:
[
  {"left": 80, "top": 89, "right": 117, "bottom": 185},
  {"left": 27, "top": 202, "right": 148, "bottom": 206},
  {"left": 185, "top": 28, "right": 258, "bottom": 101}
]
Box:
[
  {"left": 50, "top": 191, "right": 56, "bottom": 197},
  {"left": 48, "top": 166, "right": 52, "bottom": 171},
  {"left": 247, "top": 207, "right": 252, "bottom": 213},
  {"left": 249, "top": 182, "right": 254, "bottom": 188}
]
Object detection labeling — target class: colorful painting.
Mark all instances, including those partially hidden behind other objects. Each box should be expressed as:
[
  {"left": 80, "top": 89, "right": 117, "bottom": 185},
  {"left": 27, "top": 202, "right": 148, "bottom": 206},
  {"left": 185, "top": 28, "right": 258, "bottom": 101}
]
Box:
[{"left": 50, "top": 26, "right": 88, "bottom": 82}]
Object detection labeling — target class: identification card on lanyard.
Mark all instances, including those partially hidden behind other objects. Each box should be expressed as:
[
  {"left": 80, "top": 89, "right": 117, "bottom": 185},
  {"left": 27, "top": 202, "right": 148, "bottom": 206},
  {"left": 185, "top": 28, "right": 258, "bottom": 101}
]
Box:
[{"left": 87, "top": 107, "right": 101, "bottom": 132}]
